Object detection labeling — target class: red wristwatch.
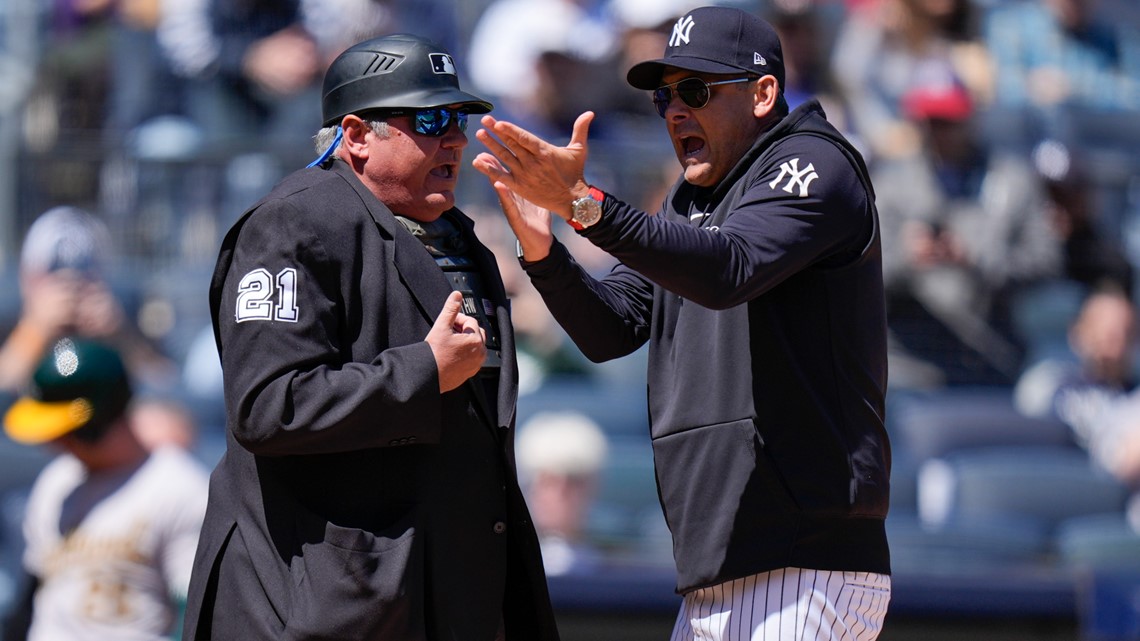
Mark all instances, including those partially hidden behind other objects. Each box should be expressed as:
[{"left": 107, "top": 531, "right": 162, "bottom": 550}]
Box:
[{"left": 568, "top": 186, "right": 605, "bottom": 231}]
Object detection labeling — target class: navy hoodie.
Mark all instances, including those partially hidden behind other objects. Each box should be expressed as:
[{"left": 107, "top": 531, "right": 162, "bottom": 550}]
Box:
[{"left": 522, "top": 100, "right": 891, "bottom": 592}]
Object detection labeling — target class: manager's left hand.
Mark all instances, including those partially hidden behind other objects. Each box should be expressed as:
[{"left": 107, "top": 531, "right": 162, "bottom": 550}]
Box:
[{"left": 472, "top": 112, "right": 596, "bottom": 221}]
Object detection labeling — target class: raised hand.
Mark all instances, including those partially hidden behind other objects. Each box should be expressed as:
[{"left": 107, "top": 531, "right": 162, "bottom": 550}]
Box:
[
  {"left": 488, "top": 179, "right": 555, "bottom": 262},
  {"left": 472, "top": 111, "right": 596, "bottom": 220}
]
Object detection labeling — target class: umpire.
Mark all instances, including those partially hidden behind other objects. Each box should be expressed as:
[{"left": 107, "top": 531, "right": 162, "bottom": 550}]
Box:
[{"left": 182, "top": 34, "right": 559, "bottom": 641}]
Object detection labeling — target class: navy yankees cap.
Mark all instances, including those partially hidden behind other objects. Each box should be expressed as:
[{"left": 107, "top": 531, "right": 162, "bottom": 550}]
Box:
[{"left": 627, "top": 6, "right": 784, "bottom": 90}]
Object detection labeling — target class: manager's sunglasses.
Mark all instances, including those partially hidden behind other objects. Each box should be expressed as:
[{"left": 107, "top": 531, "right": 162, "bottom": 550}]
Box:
[{"left": 652, "top": 76, "right": 757, "bottom": 118}]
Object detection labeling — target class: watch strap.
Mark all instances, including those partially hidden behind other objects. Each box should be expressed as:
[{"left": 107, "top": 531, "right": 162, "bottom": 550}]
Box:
[{"left": 568, "top": 186, "right": 606, "bottom": 231}]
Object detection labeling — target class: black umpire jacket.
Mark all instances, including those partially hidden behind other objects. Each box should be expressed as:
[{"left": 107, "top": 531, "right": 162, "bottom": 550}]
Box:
[{"left": 182, "top": 159, "right": 559, "bottom": 641}]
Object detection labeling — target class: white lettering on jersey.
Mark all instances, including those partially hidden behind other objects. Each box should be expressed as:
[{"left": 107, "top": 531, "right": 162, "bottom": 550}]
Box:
[
  {"left": 769, "top": 158, "right": 819, "bottom": 198},
  {"left": 235, "top": 267, "right": 300, "bottom": 323}
]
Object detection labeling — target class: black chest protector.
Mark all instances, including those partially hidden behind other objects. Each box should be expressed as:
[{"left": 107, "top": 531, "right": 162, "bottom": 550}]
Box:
[{"left": 395, "top": 214, "right": 502, "bottom": 373}]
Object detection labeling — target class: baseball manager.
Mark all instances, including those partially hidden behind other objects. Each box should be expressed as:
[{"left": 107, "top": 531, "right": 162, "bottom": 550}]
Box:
[{"left": 475, "top": 6, "right": 891, "bottom": 640}]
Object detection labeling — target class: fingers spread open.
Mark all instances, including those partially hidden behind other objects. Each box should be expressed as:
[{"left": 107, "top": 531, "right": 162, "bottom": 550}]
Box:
[{"left": 490, "top": 119, "right": 546, "bottom": 157}]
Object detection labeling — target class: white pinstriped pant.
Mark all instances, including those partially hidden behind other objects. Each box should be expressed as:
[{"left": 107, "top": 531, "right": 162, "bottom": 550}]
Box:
[{"left": 670, "top": 568, "right": 891, "bottom": 641}]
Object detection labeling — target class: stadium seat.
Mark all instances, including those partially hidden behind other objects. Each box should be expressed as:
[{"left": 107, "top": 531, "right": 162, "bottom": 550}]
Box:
[
  {"left": 917, "top": 445, "right": 1130, "bottom": 533},
  {"left": 889, "top": 387, "right": 1076, "bottom": 464}
]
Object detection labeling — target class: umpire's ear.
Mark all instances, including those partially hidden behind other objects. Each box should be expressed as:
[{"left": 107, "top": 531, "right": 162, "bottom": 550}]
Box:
[{"left": 339, "top": 114, "right": 373, "bottom": 164}]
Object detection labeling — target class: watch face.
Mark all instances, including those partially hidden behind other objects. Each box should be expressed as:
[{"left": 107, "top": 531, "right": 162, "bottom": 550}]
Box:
[{"left": 573, "top": 197, "right": 602, "bottom": 227}]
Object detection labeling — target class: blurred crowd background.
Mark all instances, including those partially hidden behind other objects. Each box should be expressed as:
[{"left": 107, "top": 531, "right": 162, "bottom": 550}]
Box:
[
  {"left": 1, "top": 0, "right": 1140, "bottom": 636},
  {"left": 1, "top": 0, "right": 1139, "bottom": 393}
]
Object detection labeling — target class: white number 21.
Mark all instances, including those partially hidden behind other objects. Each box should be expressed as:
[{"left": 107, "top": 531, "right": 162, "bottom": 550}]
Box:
[{"left": 235, "top": 268, "right": 299, "bottom": 323}]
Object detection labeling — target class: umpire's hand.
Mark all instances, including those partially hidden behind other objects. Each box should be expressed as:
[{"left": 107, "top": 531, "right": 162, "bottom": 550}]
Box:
[{"left": 425, "top": 291, "right": 487, "bottom": 393}]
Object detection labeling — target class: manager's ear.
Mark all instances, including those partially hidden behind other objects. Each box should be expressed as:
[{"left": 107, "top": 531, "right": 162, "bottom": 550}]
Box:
[{"left": 752, "top": 75, "right": 780, "bottom": 119}]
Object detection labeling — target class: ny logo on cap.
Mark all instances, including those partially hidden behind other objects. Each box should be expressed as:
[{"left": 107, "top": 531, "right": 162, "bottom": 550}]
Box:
[
  {"left": 429, "top": 53, "right": 456, "bottom": 75},
  {"left": 670, "top": 15, "right": 695, "bottom": 47}
]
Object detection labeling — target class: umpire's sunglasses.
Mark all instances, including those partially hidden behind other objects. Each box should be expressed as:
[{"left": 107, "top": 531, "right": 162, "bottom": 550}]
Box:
[
  {"left": 380, "top": 107, "right": 469, "bottom": 137},
  {"left": 652, "top": 76, "right": 757, "bottom": 118}
]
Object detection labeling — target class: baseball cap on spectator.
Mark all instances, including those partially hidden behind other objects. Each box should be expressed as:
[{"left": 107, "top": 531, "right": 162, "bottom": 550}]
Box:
[
  {"left": 902, "top": 77, "right": 973, "bottom": 121},
  {"left": 4, "top": 338, "right": 132, "bottom": 445},
  {"left": 626, "top": 6, "right": 785, "bottom": 90},
  {"left": 19, "top": 206, "right": 110, "bottom": 279}
]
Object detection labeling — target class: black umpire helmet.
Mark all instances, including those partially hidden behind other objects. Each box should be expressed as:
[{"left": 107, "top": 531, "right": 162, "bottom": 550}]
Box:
[{"left": 320, "top": 33, "right": 493, "bottom": 127}]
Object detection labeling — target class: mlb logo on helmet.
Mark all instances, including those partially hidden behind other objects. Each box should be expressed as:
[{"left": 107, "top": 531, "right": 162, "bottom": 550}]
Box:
[{"left": 429, "top": 53, "right": 456, "bottom": 76}]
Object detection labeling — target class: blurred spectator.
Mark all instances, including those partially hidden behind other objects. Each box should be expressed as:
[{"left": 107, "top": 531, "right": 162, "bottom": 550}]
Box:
[
  {"left": 175, "top": 0, "right": 316, "bottom": 149},
  {"left": 467, "top": 0, "right": 629, "bottom": 145},
  {"left": 19, "top": 0, "right": 117, "bottom": 210},
  {"left": 1033, "top": 138, "right": 1135, "bottom": 293},
  {"left": 158, "top": 0, "right": 444, "bottom": 127},
  {"left": 1094, "top": 391, "right": 1140, "bottom": 516},
  {"left": 0, "top": 337, "right": 208, "bottom": 641},
  {"left": 1072, "top": 379, "right": 1140, "bottom": 536},
  {"left": 984, "top": 0, "right": 1140, "bottom": 120},
  {"left": 129, "top": 396, "right": 198, "bottom": 452},
  {"left": 104, "top": 0, "right": 185, "bottom": 142},
  {"left": 766, "top": 0, "right": 845, "bottom": 115},
  {"left": 20, "top": 0, "right": 182, "bottom": 194},
  {"left": 26, "top": 0, "right": 117, "bottom": 138},
  {"left": 1016, "top": 283, "right": 1137, "bottom": 446},
  {"left": 516, "top": 410, "right": 609, "bottom": 576},
  {"left": 158, "top": 0, "right": 312, "bottom": 172},
  {"left": 467, "top": 0, "right": 616, "bottom": 109},
  {"left": 875, "top": 71, "right": 1062, "bottom": 387},
  {"left": 0, "top": 207, "right": 175, "bottom": 395},
  {"left": 151, "top": 0, "right": 396, "bottom": 246},
  {"left": 831, "top": 0, "right": 991, "bottom": 162}
]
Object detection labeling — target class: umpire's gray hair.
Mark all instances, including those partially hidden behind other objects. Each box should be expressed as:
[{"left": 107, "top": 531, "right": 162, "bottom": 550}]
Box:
[{"left": 313, "top": 119, "right": 391, "bottom": 154}]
